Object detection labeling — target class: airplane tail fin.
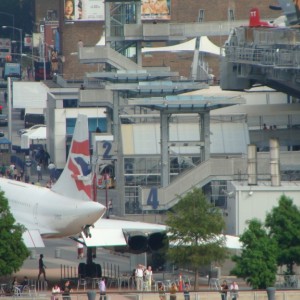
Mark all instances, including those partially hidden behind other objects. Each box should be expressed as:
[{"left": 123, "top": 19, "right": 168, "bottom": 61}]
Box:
[
  {"left": 249, "top": 7, "right": 272, "bottom": 27},
  {"left": 51, "top": 114, "right": 94, "bottom": 201}
]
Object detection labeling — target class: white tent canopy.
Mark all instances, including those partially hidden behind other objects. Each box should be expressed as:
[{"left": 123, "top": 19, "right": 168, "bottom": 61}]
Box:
[
  {"left": 21, "top": 127, "right": 47, "bottom": 149},
  {"left": 142, "top": 36, "right": 223, "bottom": 56}
]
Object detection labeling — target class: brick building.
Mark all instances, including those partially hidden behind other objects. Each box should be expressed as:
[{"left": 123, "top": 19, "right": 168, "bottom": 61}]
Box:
[{"left": 34, "top": 0, "right": 281, "bottom": 79}]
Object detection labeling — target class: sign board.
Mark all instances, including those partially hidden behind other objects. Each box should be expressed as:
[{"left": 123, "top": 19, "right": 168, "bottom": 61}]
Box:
[{"left": 64, "top": 0, "right": 105, "bottom": 22}]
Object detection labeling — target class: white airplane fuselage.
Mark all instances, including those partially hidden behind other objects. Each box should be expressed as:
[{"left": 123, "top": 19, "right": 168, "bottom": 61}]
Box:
[{"left": 0, "top": 178, "right": 105, "bottom": 238}]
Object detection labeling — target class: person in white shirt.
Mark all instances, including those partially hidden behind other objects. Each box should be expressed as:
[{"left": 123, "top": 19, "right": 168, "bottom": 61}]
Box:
[
  {"left": 37, "top": 163, "right": 42, "bottom": 181},
  {"left": 135, "top": 264, "right": 145, "bottom": 291},
  {"left": 144, "top": 266, "right": 153, "bottom": 291},
  {"left": 98, "top": 278, "right": 106, "bottom": 300},
  {"left": 51, "top": 284, "right": 61, "bottom": 300},
  {"left": 229, "top": 281, "right": 239, "bottom": 300}
]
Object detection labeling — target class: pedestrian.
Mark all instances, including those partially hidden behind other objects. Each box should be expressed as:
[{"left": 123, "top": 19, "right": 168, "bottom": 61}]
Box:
[
  {"left": 78, "top": 39, "right": 84, "bottom": 48},
  {"left": 170, "top": 282, "right": 178, "bottom": 300},
  {"left": 37, "top": 163, "right": 42, "bottom": 181},
  {"left": 158, "top": 283, "right": 166, "bottom": 300},
  {"left": 51, "top": 283, "right": 61, "bottom": 300},
  {"left": 13, "top": 167, "right": 18, "bottom": 180},
  {"left": 108, "top": 199, "right": 113, "bottom": 216},
  {"left": 48, "top": 161, "right": 56, "bottom": 182},
  {"left": 98, "top": 277, "right": 106, "bottom": 300},
  {"left": 62, "top": 280, "right": 72, "bottom": 300},
  {"left": 0, "top": 163, "right": 6, "bottom": 176},
  {"left": 77, "top": 235, "right": 84, "bottom": 259},
  {"left": 37, "top": 254, "right": 47, "bottom": 281},
  {"left": 220, "top": 280, "right": 228, "bottom": 300},
  {"left": 20, "top": 276, "right": 29, "bottom": 291},
  {"left": 144, "top": 265, "right": 153, "bottom": 291},
  {"left": 135, "top": 264, "right": 145, "bottom": 291},
  {"left": 183, "top": 282, "right": 190, "bottom": 300},
  {"left": 229, "top": 281, "right": 239, "bottom": 300}
]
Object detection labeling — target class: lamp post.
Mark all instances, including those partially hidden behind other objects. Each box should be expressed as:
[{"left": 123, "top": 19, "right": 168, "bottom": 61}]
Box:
[
  {"left": 2, "top": 25, "right": 22, "bottom": 66},
  {"left": 7, "top": 77, "right": 12, "bottom": 143},
  {"left": 0, "top": 12, "right": 15, "bottom": 38}
]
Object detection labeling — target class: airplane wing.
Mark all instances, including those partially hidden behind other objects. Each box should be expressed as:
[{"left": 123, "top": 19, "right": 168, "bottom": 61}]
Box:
[
  {"left": 81, "top": 218, "right": 167, "bottom": 253},
  {"left": 22, "top": 230, "right": 45, "bottom": 248},
  {"left": 80, "top": 218, "right": 242, "bottom": 252}
]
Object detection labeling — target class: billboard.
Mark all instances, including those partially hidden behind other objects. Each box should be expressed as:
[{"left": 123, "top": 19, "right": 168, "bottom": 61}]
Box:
[
  {"left": 0, "top": 39, "right": 11, "bottom": 60},
  {"left": 64, "top": 0, "right": 104, "bottom": 22},
  {"left": 141, "top": 0, "right": 171, "bottom": 20}
]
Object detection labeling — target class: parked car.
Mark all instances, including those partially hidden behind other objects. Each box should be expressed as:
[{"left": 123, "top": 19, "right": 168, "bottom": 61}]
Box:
[
  {"left": 0, "top": 130, "right": 4, "bottom": 137},
  {"left": 0, "top": 114, "right": 8, "bottom": 126},
  {"left": 18, "top": 124, "right": 46, "bottom": 136}
]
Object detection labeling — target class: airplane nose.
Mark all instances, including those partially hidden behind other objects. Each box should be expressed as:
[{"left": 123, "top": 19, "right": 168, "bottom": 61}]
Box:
[{"left": 87, "top": 201, "right": 106, "bottom": 222}]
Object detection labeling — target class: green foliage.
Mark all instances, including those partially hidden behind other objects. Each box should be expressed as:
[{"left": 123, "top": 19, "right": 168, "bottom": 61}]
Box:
[
  {"left": 231, "top": 219, "right": 278, "bottom": 289},
  {"left": 0, "top": 190, "right": 30, "bottom": 276},
  {"left": 265, "top": 195, "right": 300, "bottom": 275},
  {"left": 166, "top": 188, "right": 228, "bottom": 270}
]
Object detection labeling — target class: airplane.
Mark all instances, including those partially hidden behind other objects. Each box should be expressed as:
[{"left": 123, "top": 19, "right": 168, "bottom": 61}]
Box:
[
  {"left": 0, "top": 114, "right": 240, "bottom": 259},
  {"left": 0, "top": 114, "right": 167, "bottom": 252}
]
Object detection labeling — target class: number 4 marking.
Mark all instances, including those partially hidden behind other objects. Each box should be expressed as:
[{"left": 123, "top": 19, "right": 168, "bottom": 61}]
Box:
[{"left": 147, "top": 187, "right": 159, "bottom": 209}]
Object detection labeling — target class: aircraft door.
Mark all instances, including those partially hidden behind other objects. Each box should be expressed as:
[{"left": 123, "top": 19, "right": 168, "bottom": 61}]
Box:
[{"left": 33, "top": 203, "right": 39, "bottom": 226}]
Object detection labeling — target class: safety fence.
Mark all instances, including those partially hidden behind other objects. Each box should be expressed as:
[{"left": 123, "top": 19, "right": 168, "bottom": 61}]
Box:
[
  {"left": 1, "top": 290, "right": 300, "bottom": 300},
  {"left": 223, "top": 46, "right": 300, "bottom": 69}
]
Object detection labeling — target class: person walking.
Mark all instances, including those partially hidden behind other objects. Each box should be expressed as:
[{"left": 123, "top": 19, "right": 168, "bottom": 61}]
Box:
[
  {"left": 37, "top": 254, "right": 47, "bottom": 281},
  {"left": 98, "top": 278, "right": 106, "bottom": 300},
  {"left": 37, "top": 163, "right": 42, "bottom": 182}
]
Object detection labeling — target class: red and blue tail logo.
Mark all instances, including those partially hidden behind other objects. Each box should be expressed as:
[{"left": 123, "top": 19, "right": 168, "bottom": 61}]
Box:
[{"left": 68, "top": 140, "right": 92, "bottom": 200}]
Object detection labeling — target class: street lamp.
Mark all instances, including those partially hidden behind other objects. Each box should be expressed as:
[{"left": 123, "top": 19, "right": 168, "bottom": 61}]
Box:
[
  {"left": 2, "top": 25, "right": 22, "bottom": 66},
  {"left": 0, "top": 12, "right": 15, "bottom": 38}
]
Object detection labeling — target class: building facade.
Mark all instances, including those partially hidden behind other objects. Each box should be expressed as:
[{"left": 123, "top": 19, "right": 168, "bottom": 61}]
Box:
[{"left": 34, "top": 0, "right": 281, "bottom": 80}]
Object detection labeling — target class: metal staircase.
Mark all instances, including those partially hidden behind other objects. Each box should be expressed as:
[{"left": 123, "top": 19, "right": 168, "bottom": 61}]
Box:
[
  {"left": 78, "top": 46, "right": 142, "bottom": 70},
  {"left": 141, "top": 156, "right": 247, "bottom": 210}
]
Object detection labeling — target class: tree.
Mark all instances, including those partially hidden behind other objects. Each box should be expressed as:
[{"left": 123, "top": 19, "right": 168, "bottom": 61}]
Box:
[
  {"left": 165, "top": 188, "right": 228, "bottom": 289},
  {"left": 0, "top": 190, "right": 30, "bottom": 276},
  {"left": 265, "top": 195, "right": 300, "bottom": 275},
  {"left": 231, "top": 219, "right": 278, "bottom": 289}
]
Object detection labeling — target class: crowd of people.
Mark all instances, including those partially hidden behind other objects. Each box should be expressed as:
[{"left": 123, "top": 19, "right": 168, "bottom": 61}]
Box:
[
  {"left": 7, "top": 261, "right": 241, "bottom": 300},
  {"left": 0, "top": 158, "right": 56, "bottom": 188}
]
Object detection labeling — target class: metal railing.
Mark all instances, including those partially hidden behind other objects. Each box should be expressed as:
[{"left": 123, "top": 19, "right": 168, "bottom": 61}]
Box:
[
  {"left": 2, "top": 290, "right": 300, "bottom": 300},
  {"left": 223, "top": 46, "right": 300, "bottom": 69}
]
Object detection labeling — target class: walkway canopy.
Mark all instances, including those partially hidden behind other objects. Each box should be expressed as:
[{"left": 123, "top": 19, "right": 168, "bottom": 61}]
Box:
[
  {"left": 21, "top": 127, "right": 47, "bottom": 149},
  {"left": 0, "top": 137, "right": 11, "bottom": 152}
]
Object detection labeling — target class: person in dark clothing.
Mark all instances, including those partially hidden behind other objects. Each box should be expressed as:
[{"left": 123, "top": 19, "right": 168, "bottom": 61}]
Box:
[
  {"left": 220, "top": 280, "right": 229, "bottom": 300},
  {"left": 37, "top": 254, "right": 47, "bottom": 281},
  {"left": 21, "top": 276, "right": 29, "bottom": 292},
  {"left": 62, "top": 280, "right": 72, "bottom": 300}
]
